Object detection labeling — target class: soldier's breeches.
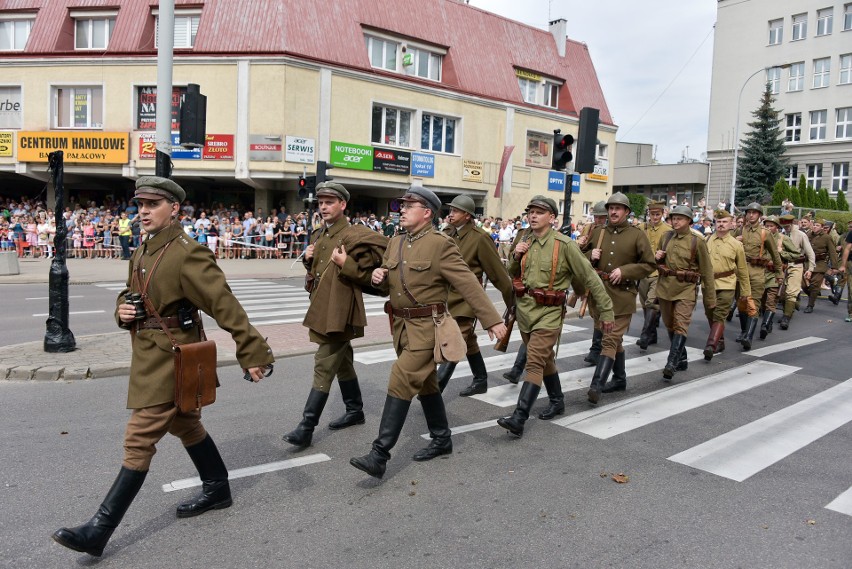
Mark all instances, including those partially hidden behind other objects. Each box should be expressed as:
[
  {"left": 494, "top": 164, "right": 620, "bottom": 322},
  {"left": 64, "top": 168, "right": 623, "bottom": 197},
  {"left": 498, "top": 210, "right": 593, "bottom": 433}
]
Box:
[
  {"left": 387, "top": 330, "right": 439, "bottom": 401},
  {"left": 785, "top": 264, "right": 803, "bottom": 302},
  {"left": 809, "top": 272, "right": 826, "bottom": 301},
  {"left": 123, "top": 403, "right": 206, "bottom": 471},
  {"left": 763, "top": 287, "right": 779, "bottom": 312},
  {"left": 312, "top": 341, "right": 355, "bottom": 392},
  {"left": 519, "top": 329, "right": 560, "bottom": 386},
  {"left": 457, "top": 316, "right": 480, "bottom": 356},
  {"left": 707, "top": 289, "right": 735, "bottom": 323},
  {"left": 659, "top": 298, "right": 695, "bottom": 336},
  {"left": 600, "top": 314, "right": 632, "bottom": 359},
  {"left": 638, "top": 276, "right": 659, "bottom": 309},
  {"left": 748, "top": 266, "right": 765, "bottom": 302}
]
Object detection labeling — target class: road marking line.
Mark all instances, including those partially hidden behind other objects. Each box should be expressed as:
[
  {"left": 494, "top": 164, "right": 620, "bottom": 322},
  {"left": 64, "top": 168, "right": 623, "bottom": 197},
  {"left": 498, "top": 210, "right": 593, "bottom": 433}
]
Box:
[
  {"left": 161, "top": 453, "right": 331, "bottom": 492},
  {"left": 26, "top": 296, "right": 84, "bottom": 300},
  {"left": 553, "top": 361, "right": 799, "bottom": 438},
  {"left": 826, "top": 486, "right": 852, "bottom": 517},
  {"left": 32, "top": 310, "right": 105, "bottom": 317},
  {"left": 668, "top": 378, "right": 852, "bottom": 481},
  {"left": 420, "top": 419, "right": 512, "bottom": 439},
  {"left": 744, "top": 336, "right": 825, "bottom": 357}
]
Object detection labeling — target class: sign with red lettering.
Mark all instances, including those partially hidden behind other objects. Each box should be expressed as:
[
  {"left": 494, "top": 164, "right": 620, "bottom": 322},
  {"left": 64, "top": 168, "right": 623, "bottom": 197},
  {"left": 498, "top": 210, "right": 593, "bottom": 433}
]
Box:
[
  {"left": 373, "top": 147, "right": 411, "bottom": 175},
  {"left": 202, "top": 134, "right": 234, "bottom": 160}
]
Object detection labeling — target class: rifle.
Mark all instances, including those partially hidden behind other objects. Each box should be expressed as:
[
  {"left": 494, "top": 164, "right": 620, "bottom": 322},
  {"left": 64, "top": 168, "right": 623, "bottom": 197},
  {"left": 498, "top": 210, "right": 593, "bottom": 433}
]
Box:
[
  {"left": 494, "top": 304, "right": 515, "bottom": 352},
  {"left": 578, "top": 295, "right": 589, "bottom": 318}
]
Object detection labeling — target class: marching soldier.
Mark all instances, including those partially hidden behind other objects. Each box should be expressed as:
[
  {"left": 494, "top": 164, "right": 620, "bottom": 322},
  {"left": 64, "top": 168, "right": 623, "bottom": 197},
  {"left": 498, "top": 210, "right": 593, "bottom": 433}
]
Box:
[
  {"left": 498, "top": 196, "right": 613, "bottom": 437},
  {"left": 350, "top": 186, "right": 506, "bottom": 479},
  {"left": 655, "top": 205, "right": 716, "bottom": 380},
  {"left": 282, "top": 182, "right": 387, "bottom": 449},
  {"left": 578, "top": 200, "right": 609, "bottom": 366},
  {"left": 734, "top": 203, "right": 782, "bottom": 349},
  {"left": 635, "top": 200, "right": 672, "bottom": 350},
  {"left": 838, "top": 220, "right": 852, "bottom": 322},
  {"left": 436, "top": 195, "right": 513, "bottom": 396},
  {"left": 584, "top": 193, "right": 655, "bottom": 403},
  {"left": 804, "top": 218, "right": 839, "bottom": 313},
  {"left": 777, "top": 215, "right": 814, "bottom": 330},
  {"left": 823, "top": 221, "right": 844, "bottom": 305},
  {"left": 760, "top": 216, "right": 800, "bottom": 339},
  {"left": 703, "top": 210, "right": 751, "bottom": 360}
]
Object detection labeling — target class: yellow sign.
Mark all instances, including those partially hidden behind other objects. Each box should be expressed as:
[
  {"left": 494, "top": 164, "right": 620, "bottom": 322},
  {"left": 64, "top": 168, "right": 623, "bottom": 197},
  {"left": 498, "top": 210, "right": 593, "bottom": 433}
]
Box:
[
  {"left": 463, "top": 159, "right": 484, "bottom": 183},
  {"left": 515, "top": 69, "right": 541, "bottom": 82},
  {"left": 17, "top": 132, "right": 130, "bottom": 164},
  {"left": 0, "top": 132, "right": 12, "bottom": 157},
  {"left": 585, "top": 173, "right": 608, "bottom": 182}
]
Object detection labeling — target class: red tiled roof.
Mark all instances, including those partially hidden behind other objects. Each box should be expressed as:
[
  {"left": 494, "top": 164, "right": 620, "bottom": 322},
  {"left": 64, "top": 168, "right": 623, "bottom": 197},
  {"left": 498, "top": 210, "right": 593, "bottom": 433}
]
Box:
[{"left": 6, "top": 0, "right": 612, "bottom": 125}]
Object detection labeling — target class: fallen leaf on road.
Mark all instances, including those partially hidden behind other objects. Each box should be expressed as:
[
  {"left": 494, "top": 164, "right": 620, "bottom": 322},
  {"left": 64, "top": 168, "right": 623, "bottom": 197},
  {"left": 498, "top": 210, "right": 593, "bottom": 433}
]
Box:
[
  {"left": 807, "top": 519, "right": 816, "bottom": 525},
  {"left": 60, "top": 431, "right": 68, "bottom": 435},
  {"left": 408, "top": 491, "right": 416, "bottom": 497},
  {"left": 599, "top": 471, "right": 608, "bottom": 478},
  {"left": 611, "top": 473, "right": 630, "bottom": 484}
]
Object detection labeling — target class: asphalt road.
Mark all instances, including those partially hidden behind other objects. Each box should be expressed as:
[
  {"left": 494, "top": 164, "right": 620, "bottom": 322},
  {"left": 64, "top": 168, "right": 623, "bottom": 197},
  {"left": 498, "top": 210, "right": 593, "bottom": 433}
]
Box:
[{"left": 2, "top": 304, "right": 851, "bottom": 569}]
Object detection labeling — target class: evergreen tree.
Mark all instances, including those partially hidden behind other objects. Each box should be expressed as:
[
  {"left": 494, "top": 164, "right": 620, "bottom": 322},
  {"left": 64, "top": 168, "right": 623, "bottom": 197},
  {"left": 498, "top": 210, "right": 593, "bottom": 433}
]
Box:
[
  {"left": 806, "top": 186, "right": 818, "bottom": 208},
  {"left": 818, "top": 188, "right": 830, "bottom": 209},
  {"left": 797, "top": 175, "right": 808, "bottom": 205},
  {"left": 829, "top": 198, "right": 838, "bottom": 210},
  {"left": 771, "top": 179, "right": 789, "bottom": 205},
  {"left": 735, "top": 85, "right": 787, "bottom": 205},
  {"left": 837, "top": 190, "right": 849, "bottom": 212},
  {"left": 789, "top": 185, "right": 802, "bottom": 206}
]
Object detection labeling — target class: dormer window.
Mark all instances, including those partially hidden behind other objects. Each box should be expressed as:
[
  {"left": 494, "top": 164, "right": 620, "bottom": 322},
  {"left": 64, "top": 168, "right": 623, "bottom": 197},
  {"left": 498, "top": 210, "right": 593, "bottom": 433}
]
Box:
[
  {"left": 516, "top": 69, "right": 562, "bottom": 108},
  {"left": 72, "top": 11, "right": 117, "bottom": 50},
  {"left": 154, "top": 9, "right": 200, "bottom": 49},
  {"left": 0, "top": 14, "right": 35, "bottom": 51},
  {"left": 365, "top": 33, "right": 444, "bottom": 82}
]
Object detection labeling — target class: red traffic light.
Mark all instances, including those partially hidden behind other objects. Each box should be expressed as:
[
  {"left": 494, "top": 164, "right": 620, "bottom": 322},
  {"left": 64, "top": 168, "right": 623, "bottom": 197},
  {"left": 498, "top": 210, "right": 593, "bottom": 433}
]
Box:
[{"left": 298, "top": 176, "right": 307, "bottom": 188}]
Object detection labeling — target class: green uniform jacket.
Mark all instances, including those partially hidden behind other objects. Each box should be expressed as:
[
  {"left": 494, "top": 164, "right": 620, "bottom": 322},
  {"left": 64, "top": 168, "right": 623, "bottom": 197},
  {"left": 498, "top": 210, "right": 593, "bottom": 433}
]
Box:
[
  {"left": 302, "top": 218, "right": 387, "bottom": 339},
  {"left": 656, "top": 229, "right": 716, "bottom": 306},
  {"left": 766, "top": 232, "right": 800, "bottom": 288},
  {"left": 585, "top": 221, "right": 655, "bottom": 316},
  {"left": 509, "top": 228, "right": 613, "bottom": 332},
  {"left": 118, "top": 223, "right": 274, "bottom": 409},
  {"left": 736, "top": 223, "right": 783, "bottom": 281},
  {"left": 706, "top": 232, "right": 751, "bottom": 296},
  {"left": 442, "top": 221, "right": 513, "bottom": 319},
  {"left": 377, "top": 226, "right": 502, "bottom": 354},
  {"left": 639, "top": 220, "right": 672, "bottom": 277},
  {"left": 809, "top": 232, "right": 839, "bottom": 272}
]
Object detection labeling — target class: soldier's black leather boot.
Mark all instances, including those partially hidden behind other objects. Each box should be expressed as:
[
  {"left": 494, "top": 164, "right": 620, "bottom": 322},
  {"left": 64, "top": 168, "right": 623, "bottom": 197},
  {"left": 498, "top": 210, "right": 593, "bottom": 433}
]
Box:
[
  {"left": 636, "top": 308, "right": 657, "bottom": 349},
  {"left": 328, "top": 378, "right": 365, "bottom": 430},
  {"left": 52, "top": 467, "right": 147, "bottom": 557},
  {"left": 588, "top": 356, "right": 615, "bottom": 404},
  {"left": 436, "top": 362, "right": 457, "bottom": 393},
  {"left": 760, "top": 311, "right": 774, "bottom": 339},
  {"left": 736, "top": 313, "right": 748, "bottom": 342},
  {"left": 603, "top": 351, "right": 627, "bottom": 392},
  {"left": 413, "top": 393, "right": 452, "bottom": 461},
  {"left": 497, "top": 381, "right": 541, "bottom": 437},
  {"left": 283, "top": 388, "right": 329, "bottom": 447},
  {"left": 741, "top": 317, "right": 759, "bottom": 350},
  {"left": 177, "top": 434, "right": 232, "bottom": 518},
  {"left": 537, "top": 373, "right": 565, "bottom": 419},
  {"left": 663, "top": 334, "right": 687, "bottom": 381},
  {"left": 460, "top": 352, "right": 488, "bottom": 396},
  {"left": 502, "top": 343, "right": 527, "bottom": 384},
  {"left": 584, "top": 329, "right": 603, "bottom": 366},
  {"left": 350, "top": 396, "right": 411, "bottom": 479}
]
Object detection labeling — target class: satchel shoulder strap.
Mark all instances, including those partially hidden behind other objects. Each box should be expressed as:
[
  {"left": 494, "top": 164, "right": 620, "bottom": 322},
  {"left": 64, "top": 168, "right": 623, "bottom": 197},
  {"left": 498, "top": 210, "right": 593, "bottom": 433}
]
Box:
[
  {"left": 759, "top": 228, "right": 767, "bottom": 258},
  {"left": 548, "top": 240, "right": 560, "bottom": 290},
  {"left": 397, "top": 236, "right": 419, "bottom": 305},
  {"left": 661, "top": 230, "right": 675, "bottom": 253},
  {"left": 690, "top": 235, "right": 698, "bottom": 263}
]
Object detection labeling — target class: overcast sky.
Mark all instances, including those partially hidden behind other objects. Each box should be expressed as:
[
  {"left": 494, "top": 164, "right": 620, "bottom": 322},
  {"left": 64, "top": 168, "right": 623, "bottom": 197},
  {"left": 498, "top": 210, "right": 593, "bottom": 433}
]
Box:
[{"left": 469, "top": 0, "right": 718, "bottom": 165}]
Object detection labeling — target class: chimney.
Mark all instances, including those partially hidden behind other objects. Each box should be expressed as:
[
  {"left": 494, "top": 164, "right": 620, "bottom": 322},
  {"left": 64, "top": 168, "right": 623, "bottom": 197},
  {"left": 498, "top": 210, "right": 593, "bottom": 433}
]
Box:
[{"left": 549, "top": 19, "right": 567, "bottom": 57}]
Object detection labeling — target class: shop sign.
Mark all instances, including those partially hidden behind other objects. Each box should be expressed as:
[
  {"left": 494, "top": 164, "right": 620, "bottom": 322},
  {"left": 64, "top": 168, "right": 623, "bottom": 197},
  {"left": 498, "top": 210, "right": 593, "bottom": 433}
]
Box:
[
  {"left": 0, "top": 132, "right": 13, "bottom": 157},
  {"left": 462, "top": 159, "right": 483, "bottom": 183},
  {"left": 373, "top": 148, "right": 411, "bottom": 175},
  {"left": 249, "top": 135, "right": 283, "bottom": 162},
  {"left": 138, "top": 133, "right": 201, "bottom": 160},
  {"left": 547, "top": 170, "right": 566, "bottom": 192},
  {"left": 0, "top": 87, "right": 22, "bottom": 129},
  {"left": 330, "top": 141, "right": 373, "bottom": 171},
  {"left": 202, "top": 134, "right": 234, "bottom": 160},
  {"left": 411, "top": 152, "right": 435, "bottom": 177},
  {"left": 585, "top": 159, "right": 609, "bottom": 183},
  {"left": 136, "top": 86, "right": 186, "bottom": 131},
  {"left": 285, "top": 136, "right": 315, "bottom": 164},
  {"left": 18, "top": 132, "right": 129, "bottom": 163}
]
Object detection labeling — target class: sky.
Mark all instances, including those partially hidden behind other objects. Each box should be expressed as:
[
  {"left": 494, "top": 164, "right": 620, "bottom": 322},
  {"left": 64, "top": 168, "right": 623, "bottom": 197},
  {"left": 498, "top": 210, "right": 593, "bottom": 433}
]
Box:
[{"left": 468, "top": 0, "right": 718, "bottom": 165}]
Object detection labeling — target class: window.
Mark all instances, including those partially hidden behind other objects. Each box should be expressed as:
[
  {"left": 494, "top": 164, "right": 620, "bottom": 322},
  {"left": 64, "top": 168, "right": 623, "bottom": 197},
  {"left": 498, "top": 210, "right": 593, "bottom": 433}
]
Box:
[
  {"left": 767, "top": 67, "right": 782, "bottom": 94},
  {"left": 840, "top": 54, "right": 852, "bottom": 85},
  {"left": 74, "top": 16, "right": 115, "bottom": 50},
  {"left": 597, "top": 144, "right": 609, "bottom": 160},
  {"left": 817, "top": 8, "right": 833, "bottom": 36},
  {"left": 54, "top": 87, "right": 103, "bottom": 129},
  {"left": 792, "top": 13, "right": 807, "bottom": 40},
  {"left": 0, "top": 86, "right": 22, "bottom": 129},
  {"left": 833, "top": 163, "right": 850, "bottom": 192},
  {"left": 367, "top": 36, "right": 399, "bottom": 72},
  {"left": 785, "top": 165, "right": 799, "bottom": 187},
  {"left": 837, "top": 107, "right": 852, "bottom": 139},
  {"left": 420, "top": 113, "right": 456, "bottom": 154},
  {"left": 807, "top": 164, "right": 823, "bottom": 189},
  {"left": 371, "top": 104, "right": 411, "bottom": 147},
  {"left": 543, "top": 81, "right": 559, "bottom": 108},
  {"left": 155, "top": 11, "right": 200, "bottom": 49},
  {"left": 402, "top": 47, "right": 442, "bottom": 81},
  {"left": 809, "top": 110, "right": 827, "bottom": 140},
  {"left": 785, "top": 113, "right": 802, "bottom": 142},
  {"left": 0, "top": 17, "right": 34, "bottom": 51},
  {"left": 525, "top": 132, "right": 554, "bottom": 168},
  {"left": 788, "top": 62, "right": 805, "bottom": 91},
  {"left": 518, "top": 77, "right": 537, "bottom": 104},
  {"left": 768, "top": 19, "right": 783, "bottom": 44},
  {"left": 813, "top": 58, "right": 831, "bottom": 88},
  {"left": 845, "top": 4, "right": 852, "bottom": 31}
]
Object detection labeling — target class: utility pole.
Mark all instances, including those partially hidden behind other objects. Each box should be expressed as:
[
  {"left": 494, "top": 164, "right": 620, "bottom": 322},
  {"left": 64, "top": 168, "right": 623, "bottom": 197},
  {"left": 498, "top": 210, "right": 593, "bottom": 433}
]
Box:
[{"left": 155, "top": 0, "right": 174, "bottom": 178}]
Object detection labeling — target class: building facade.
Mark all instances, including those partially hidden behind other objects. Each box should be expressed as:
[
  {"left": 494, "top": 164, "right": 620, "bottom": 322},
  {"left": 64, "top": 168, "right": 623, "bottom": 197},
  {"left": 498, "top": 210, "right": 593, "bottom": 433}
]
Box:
[
  {"left": 0, "top": 0, "right": 616, "bottom": 223},
  {"left": 613, "top": 142, "right": 709, "bottom": 209},
  {"left": 707, "top": 0, "right": 852, "bottom": 206}
]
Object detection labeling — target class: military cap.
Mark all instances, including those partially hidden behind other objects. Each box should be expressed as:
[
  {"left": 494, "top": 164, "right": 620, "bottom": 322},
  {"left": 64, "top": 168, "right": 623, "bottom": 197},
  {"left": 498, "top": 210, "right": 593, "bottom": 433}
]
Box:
[
  {"left": 813, "top": 218, "right": 826, "bottom": 225},
  {"left": 744, "top": 202, "right": 763, "bottom": 213},
  {"left": 669, "top": 205, "right": 693, "bottom": 219},
  {"left": 779, "top": 214, "right": 796, "bottom": 223},
  {"left": 606, "top": 192, "right": 631, "bottom": 211},
  {"left": 134, "top": 176, "right": 186, "bottom": 203},
  {"left": 714, "top": 209, "right": 732, "bottom": 219},
  {"left": 647, "top": 200, "right": 666, "bottom": 211},
  {"left": 591, "top": 201, "right": 607, "bottom": 216},
  {"left": 315, "top": 181, "right": 350, "bottom": 202},
  {"left": 525, "top": 195, "right": 559, "bottom": 215},
  {"left": 401, "top": 184, "right": 442, "bottom": 215},
  {"left": 763, "top": 215, "right": 781, "bottom": 227},
  {"left": 448, "top": 194, "right": 476, "bottom": 216}
]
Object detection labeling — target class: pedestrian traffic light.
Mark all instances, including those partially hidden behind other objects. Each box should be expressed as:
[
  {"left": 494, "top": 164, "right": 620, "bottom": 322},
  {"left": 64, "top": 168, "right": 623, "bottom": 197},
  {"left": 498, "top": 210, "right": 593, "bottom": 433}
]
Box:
[
  {"left": 298, "top": 176, "right": 307, "bottom": 198},
  {"left": 551, "top": 130, "right": 574, "bottom": 171},
  {"left": 317, "top": 161, "right": 334, "bottom": 184}
]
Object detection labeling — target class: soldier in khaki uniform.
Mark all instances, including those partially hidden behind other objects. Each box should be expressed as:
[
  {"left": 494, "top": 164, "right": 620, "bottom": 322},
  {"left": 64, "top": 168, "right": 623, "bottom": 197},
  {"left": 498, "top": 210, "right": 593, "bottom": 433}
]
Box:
[
  {"left": 760, "top": 216, "right": 800, "bottom": 338},
  {"left": 733, "top": 203, "right": 783, "bottom": 349},
  {"left": 499, "top": 196, "right": 614, "bottom": 437},
  {"left": 636, "top": 200, "right": 672, "bottom": 350},
  {"left": 436, "top": 194, "right": 513, "bottom": 396},
  {"left": 703, "top": 210, "right": 751, "bottom": 360},
  {"left": 350, "top": 186, "right": 506, "bottom": 479},
  {"left": 282, "top": 182, "right": 387, "bottom": 449},
  {"left": 584, "top": 193, "right": 655, "bottom": 403},
  {"left": 53, "top": 177, "right": 274, "bottom": 557},
  {"left": 655, "top": 205, "right": 716, "bottom": 380},
  {"left": 578, "top": 200, "right": 609, "bottom": 366},
  {"left": 777, "top": 214, "right": 814, "bottom": 330},
  {"left": 804, "top": 218, "right": 839, "bottom": 313}
]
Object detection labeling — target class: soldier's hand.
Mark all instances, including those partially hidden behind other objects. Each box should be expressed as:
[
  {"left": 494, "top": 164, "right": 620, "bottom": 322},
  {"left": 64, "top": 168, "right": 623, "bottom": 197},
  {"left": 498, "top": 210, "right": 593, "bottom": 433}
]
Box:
[
  {"left": 736, "top": 235, "right": 743, "bottom": 241},
  {"left": 513, "top": 241, "right": 530, "bottom": 259},
  {"left": 600, "top": 320, "right": 615, "bottom": 334},
  {"left": 609, "top": 267, "right": 623, "bottom": 284},
  {"left": 304, "top": 244, "right": 315, "bottom": 261},
  {"left": 488, "top": 322, "right": 508, "bottom": 342},
  {"left": 118, "top": 303, "right": 137, "bottom": 323},
  {"left": 839, "top": 265, "right": 847, "bottom": 273},
  {"left": 331, "top": 244, "right": 347, "bottom": 267},
  {"left": 590, "top": 248, "right": 602, "bottom": 261},
  {"left": 776, "top": 277, "right": 784, "bottom": 285},
  {"left": 245, "top": 366, "right": 266, "bottom": 382},
  {"left": 371, "top": 268, "right": 388, "bottom": 285},
  {"left": 577, "top": 235, "right": 588, "bottom": 247},
  {"left": 804, "top": 270, "right": 812, "bottom": 280},
  {"left": 655, "top": 250, "right": 666, "bottom": 260}
]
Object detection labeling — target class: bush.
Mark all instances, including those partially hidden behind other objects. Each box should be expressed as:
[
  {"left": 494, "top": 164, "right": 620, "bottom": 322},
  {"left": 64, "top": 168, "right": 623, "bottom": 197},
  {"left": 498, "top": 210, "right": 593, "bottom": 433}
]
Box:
[
  {"left": 771, "top": 179, "right": 789, "bottom": 206},
  {"left": 836, "top": 191, "right": 849, "bottom": 212},
  {"left": 625, "top": 193, "right": 647, "bottom": 219}
]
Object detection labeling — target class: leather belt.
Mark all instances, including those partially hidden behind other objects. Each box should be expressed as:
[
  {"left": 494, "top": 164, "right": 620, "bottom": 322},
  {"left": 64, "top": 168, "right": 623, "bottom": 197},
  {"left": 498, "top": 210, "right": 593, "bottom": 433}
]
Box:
[
  {"left": 385, "top": 302, "right": 446, "bottom": 319},
  {"left": 713, "top": 269, "right": 735, "bottom": 279},
  {"left": 746, "top": 256, "right": 775, "bottom": 271},
  {"left": 595, "top": 270, "right": 611, "bottom": 281},
  {"left": 815, "top": 253, "right": 827, "bottom": 261},
  {"left": 138, "top": 315, "right": 200, "bottom": 330},
  {"left": 658, "top": 265, "right": 701, "bottom": 283}
]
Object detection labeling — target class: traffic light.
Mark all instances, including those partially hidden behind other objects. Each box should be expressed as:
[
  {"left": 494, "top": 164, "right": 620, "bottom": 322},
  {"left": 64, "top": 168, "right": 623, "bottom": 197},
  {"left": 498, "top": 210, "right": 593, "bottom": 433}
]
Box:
[
  {"left": 298, "top": 176, "right": 307, "bottom": 198},
  {"left": 317, "top": 160, "right": 334, "bottom": 184},
  {"left": 575, "top": 107, "right": 600, "bottom": 173},
  {"left": 551, "top": 130, "right": 574, "bottom": 171},
  {"left": 179, "top": 83, "right": 207, "bottom": 148}
]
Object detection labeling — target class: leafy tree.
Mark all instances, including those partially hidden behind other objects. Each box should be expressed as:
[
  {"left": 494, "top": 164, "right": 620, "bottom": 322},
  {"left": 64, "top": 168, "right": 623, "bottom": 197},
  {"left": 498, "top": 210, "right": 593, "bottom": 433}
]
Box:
[
  {"left": 771, "top": 179, "right": 789, "bottom": 205},
  {"left": 625, "top": 193, "right": 647, "bottom": 219},
  {"left": 735, "top": 85, "right": 787, "bottom": 205},
  {"left": 836, "top": 190, "right": 849, "bottom": 212}
]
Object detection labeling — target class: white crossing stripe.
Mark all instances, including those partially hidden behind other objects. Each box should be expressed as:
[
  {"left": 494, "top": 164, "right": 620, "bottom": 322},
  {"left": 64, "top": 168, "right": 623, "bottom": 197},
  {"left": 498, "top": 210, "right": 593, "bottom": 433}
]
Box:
[
  {"left": 32, "top": 310, "right": 105, "bottom": 317},
  {"left": 420, "top": 418, "right": 516, "bottom": 439},
  {"left": 826, "top": 486, "right": 852, "bottom": 517},
  {"left": 668, "top": 378, "right": 852, "bottom": 482},
  {"left": 161, "top": 453, "right": 331, "bottom": 492},
  {"left": 744, "top": 336, "right": 826, "bottom": 357},
  {"left": 474, "top": 347, "right": 703, "bottom": 408},
  {"left": 553, "top": 361, "right": 799, "bottom": 438}
]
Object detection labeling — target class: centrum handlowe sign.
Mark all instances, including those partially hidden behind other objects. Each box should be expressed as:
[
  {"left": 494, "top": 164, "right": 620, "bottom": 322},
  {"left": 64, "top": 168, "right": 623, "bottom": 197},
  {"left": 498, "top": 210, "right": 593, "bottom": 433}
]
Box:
[{"left": 18, "top": 132, "right": 129, "bottom": 164}]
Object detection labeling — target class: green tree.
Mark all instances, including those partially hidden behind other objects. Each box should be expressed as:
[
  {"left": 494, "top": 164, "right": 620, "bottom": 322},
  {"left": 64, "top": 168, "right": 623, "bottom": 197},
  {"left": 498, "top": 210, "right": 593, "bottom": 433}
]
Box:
[
  {"left": 829, "top": 198, "right": 838, "bottom": 210},
  {"left": 796, "top": 175, "right": 808, "bottom": 205},
  {"left": 771, "top": 179, "right": 789, "bottom": 205},
  {"left": 836, "top": 190, "right": 849, "bottom": 212},
  {"left": 735, "top": 85, "right": 787, "bottom": 205},
  {"left": 818, "top": 188, "right": 830, "bottom": 209},
  {"left": 806, "top": 186, "right": 818, "bottom": 208},
  {"left": 789, "top": 185, "right": 801, "bottom": 206},
  {"left": 625, "top": 193, "right": 647, "bottom": 219}
]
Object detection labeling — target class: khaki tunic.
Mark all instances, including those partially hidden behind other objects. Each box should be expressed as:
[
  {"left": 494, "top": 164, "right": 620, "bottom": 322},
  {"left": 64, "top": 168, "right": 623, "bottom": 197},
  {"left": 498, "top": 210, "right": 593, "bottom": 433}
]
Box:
[
  {"left": 809, "top": 232, "right": 839, "bottom": 273},
  {"left": 736, "top": 223, "right": 783, "bottom": 299},
  {"left": 118, "top": 223, "right": 273, "bottom": 409},
  {"left": 706, "top": 232, "right": 751, "bottom": 296},
  {"left": 639, "top": 220, "right": 673, "bottom": 278},
  {"left": 787, "top": 226, "right": 815, "bottom": 272},
  {"left": 656, "top": 230, "right": 716, "bottom": 306}
]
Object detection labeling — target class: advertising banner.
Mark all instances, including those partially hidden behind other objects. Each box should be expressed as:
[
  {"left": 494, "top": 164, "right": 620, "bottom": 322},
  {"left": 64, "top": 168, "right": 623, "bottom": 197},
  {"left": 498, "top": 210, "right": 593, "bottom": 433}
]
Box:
[
  {"left": 547, "top": 170, "right": 566, "bottom": 192},
  {"left": 136, "top": 86, "right": 186, "bottom": 131},
  {"left": 249, "top": 135, "right": 283, "bottom": 162},
  {"left": 463, "top": 159, "right": 484, "bottom": 183},
  {"left": 330, "top": 141, "right": 373, "bottom": 171},
  {"left": 18, "top": 132, "right": 129, "bottom": 163},
  {"left": 0, "top": 87, "right": 22, "bottom": 129},
  {"left": 0, "top": 132, "right": 13, "bottom": 157},
  {"left": 373, "top": 148, "right": 411, "bottom": 175},
  {"left": 138, "top": 133, "right": 201, "bottom": 160},
  {"left": 285, "top": 136, "right": 315, "bottom": 163},
  {"left": 202, "top": 134, "right": 234, "bottom": 160},
  {"left": 411, "top": 152, "right": 435, "bottom": 177}
]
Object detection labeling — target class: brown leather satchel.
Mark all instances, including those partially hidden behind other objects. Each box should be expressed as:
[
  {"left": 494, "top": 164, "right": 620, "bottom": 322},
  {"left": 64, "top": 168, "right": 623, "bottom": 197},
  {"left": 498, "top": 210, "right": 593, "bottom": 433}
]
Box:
[{"left": 433, "top": 305, "right": 466, "bottom": 364}]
